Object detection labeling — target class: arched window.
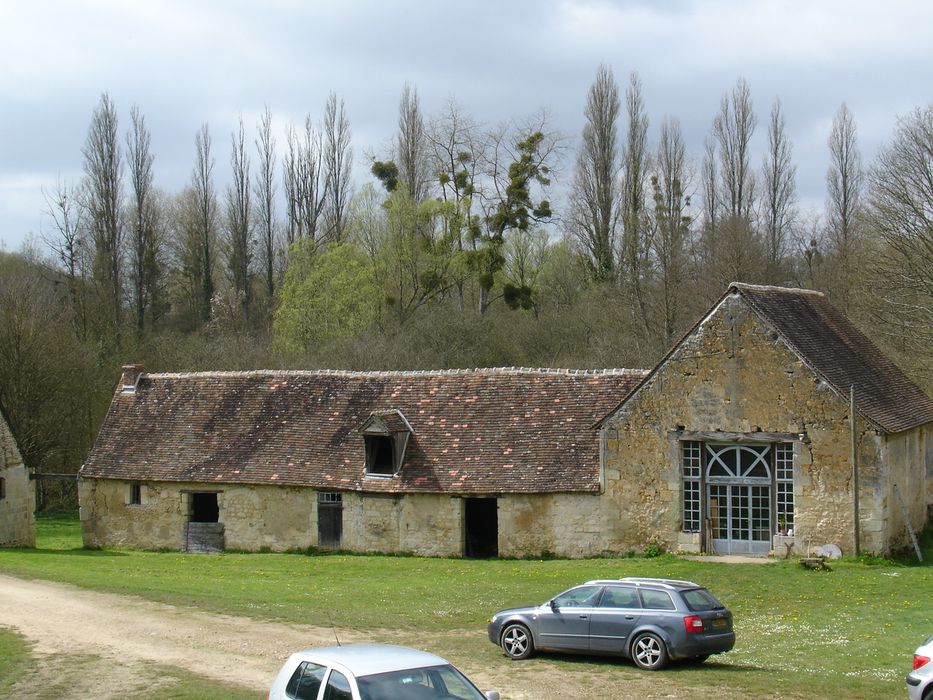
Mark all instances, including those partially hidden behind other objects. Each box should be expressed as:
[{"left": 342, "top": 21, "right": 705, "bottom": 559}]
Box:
[{"left": 706, "top": 444, "right": 771, "bottom": 481}]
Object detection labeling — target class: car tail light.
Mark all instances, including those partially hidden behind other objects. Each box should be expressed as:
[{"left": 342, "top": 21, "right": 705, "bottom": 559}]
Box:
[
  {"left": 914, "top": 654, "right": 931, "bottom": 671},
  {"left": 683, "top": 615, "right": 704, "bottom": 633}
]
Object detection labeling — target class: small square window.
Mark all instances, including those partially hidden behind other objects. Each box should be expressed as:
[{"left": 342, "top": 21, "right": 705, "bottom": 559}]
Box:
[{"left": 129, "top": 482, "right": 142, "bottom": 505}]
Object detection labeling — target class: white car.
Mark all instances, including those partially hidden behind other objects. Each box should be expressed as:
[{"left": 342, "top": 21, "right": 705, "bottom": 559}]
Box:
[
  {"left": 268, "top": 643, "right": 500, "bottom": 700},
  {"left": 908, "top": 635, "right": 933, "bottom": 700}
]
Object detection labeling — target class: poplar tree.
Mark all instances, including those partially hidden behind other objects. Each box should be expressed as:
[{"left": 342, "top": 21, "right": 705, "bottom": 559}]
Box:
[
  {"left": 82, "top": 93, "right": 123, "bottom": 328},
  {"left": 568, "top": 64, "right": 621, "bottom": 282}
]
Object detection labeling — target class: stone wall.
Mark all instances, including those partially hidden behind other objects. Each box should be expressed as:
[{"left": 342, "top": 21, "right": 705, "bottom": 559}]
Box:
[
  {"left": 601, "top": 293, "right": 911, "bottom": 556},
  {"left": 882, "top": 426, "right": 930, "bottom": 553},
  {"left": 338, "top": 492, "right": 463, "bottom": 555},
  {"left": 497, "top": 493, "right": 620, "bottom": 558},
  {"left": 80, "top": 480, "right": 317, "bottom": 551},
  {"left": 0, "top": 417, "right": 35, "bottom": 547},
  {"left": 79, "top": 478, "right": 609, "bottom": 557}
]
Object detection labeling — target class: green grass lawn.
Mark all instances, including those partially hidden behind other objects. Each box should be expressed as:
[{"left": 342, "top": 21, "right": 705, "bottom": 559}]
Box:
[
  {"left": 1, "top": 512, "right": 931, "bottom": 698},
  {"left": 0, "top": 628, "right": 32, "bottom": 697}
]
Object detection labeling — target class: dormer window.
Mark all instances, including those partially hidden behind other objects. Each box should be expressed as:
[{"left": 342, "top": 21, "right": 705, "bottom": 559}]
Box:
[
  {"left": 358, "top": 410, "right": 413, "bottom": 477},
  {"left": 365, "top": 435, "right": 395, "bottom": 475}
]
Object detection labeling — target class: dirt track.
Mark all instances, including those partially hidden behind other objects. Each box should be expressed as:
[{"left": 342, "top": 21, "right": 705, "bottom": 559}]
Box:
[{"left": 0, "top": 572, "right": 344, "bottom": 693}]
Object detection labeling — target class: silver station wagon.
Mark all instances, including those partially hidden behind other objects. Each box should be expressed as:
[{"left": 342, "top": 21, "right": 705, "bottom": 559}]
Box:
[{"left": 488, "top": 577, "right": 735, "bottom": 670}]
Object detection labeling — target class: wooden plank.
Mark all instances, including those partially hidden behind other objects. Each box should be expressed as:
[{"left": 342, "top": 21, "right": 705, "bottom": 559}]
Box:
[
  {"left": 799, "top": 557, "right": 829, "bottom": 570},
  {"left": 671, "top": 430, "right": 804, "bottom": 443}
]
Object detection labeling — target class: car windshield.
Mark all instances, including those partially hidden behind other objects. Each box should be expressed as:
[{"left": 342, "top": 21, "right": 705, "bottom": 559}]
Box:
[
  {"left": 681, "top": 587, "right": 725, "bottom": 611},
  {"left": 356, "top": 664, "right": 486, "bottom": 700}
]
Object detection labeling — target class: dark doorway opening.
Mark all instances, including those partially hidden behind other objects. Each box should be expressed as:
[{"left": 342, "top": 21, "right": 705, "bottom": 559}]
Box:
[
  {"left": 190, "top": 492, "right": 219, "bottom": 523},
  {"left": 464, "top": 498, "right": 498, "bottom": 559},
  {"left": 318, "top": 493, "right": 343, "bottom": 549}
]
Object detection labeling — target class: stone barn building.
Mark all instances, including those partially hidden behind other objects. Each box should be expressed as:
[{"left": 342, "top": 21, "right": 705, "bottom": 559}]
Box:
[
  {"left": 79, "top": 367, "right": 646, "bottom": 556},
  {"left": 1, "top": 406, "right": 36, "bottom": 547},
  {"left": 78, "top": 284, "right": 932, "bottom": 557},
  {"left": 600, "top": 284, "right": 933, "bottom": 557}
]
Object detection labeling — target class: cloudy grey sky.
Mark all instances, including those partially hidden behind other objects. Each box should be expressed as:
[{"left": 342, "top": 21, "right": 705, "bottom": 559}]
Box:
[{"left": 1, "top": 0, "right": 930, "bottom": 252}]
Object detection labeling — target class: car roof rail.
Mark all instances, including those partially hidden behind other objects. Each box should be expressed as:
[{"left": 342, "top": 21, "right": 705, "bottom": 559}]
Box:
[{"left": 618, "top": 577, "right": 700, "bottom": 589}]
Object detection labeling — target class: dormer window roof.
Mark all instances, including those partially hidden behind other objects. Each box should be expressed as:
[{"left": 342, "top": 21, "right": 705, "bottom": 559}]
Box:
[{"left": 358, "top": 410, "right": 413, "bottom": 477}]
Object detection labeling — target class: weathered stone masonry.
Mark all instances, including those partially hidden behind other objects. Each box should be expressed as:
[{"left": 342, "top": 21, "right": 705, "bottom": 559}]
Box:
[
  {"left": 601, "top": 292, "right": 926, "bottom": 556},
  {"left": 1, "top": 411, "right": 35, "bottom": 548}
]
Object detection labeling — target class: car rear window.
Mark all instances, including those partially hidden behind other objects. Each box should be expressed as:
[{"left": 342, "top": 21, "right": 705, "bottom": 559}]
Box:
[
  {"left": 639, "top": 589, "right": 675, "bottom": 610},
  {"left": 681, "top": 588, "right": 725, "bottom": 612}
]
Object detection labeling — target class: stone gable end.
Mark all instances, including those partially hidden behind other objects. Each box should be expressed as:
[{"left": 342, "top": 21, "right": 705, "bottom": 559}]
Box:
[
  {"left": 1, "top": 414, "right": 36, "bottom": 548},
  {"left": 601, "top": 293, "right": 896, "bottom": 555}
]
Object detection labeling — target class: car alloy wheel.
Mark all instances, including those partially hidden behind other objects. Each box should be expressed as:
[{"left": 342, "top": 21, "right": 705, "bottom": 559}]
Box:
[
  {"left": 501, "top": 623, "right": 533, "bottom": 660},
  {"left": 631, "top": 632, "right": 669, "bottom": 670}
]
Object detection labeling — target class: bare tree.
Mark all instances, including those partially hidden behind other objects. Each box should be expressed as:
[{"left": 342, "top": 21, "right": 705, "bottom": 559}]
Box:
[
  {"left": 192, "top": 123, "right": 218, "bottom": 323},
  {"left": 701, "top": 135, "right": 718, "bottom": 233},
  {"left": 254, "top": 106, "right": 277, "bottom": 302},
  {"left": 82, "top": 92, "right": 123, "bottom": 327},
  {"left": 826, "top": 102, "right": 864, "bottom": 310},
  {"left": 713, "top": 78, "right": 757, "bottom": 221},
  {"left": 283, "top": 125, "right": 300, "bottom": 246},
  {"left": 620, "top": 72, "right": 652, "bottom": 334},
  {"left": 650, "top": 117, "right": 692, "bottom": 345},
  {"left": 283, "top": 115, "right": 327, "bottom": 247},
  {"left": 165, "top": 187, "right": 204, "bottom": 325},
  {"left": 698, "top": 79, "right": 763, "bottom": 295},
  {"left": 396, "top": 83, "right": 431, "bottom": 204},
  {"left": 567, "top": 64, "right": 621, "bottom": 282},
  {"left": 701, "top": 212, "right": 767, "bottom": 289},
  {"left": 225, "top": 117, "right": 253, "bottom": 323},
  {"left": 475, "top": 114, "right": 559, "bottom": 314},
  {"left": 126, "top": 104, "right": 160, "bottom": 333},
  {"left": 323, "top": 92, "right": 353, "bottom": 240},
  {"left": 760, "top": 99, "right": 797, "bottom": 282},
  {"left": 429, "top": 99, "right": 483, "bottom": 212},
  {"left": 866, "top": 106, "right": 933, "bottom": 383},
  {"left": 42, "top": 180, "right": 89, "bottom": 337},
  {"left": 427, "top": 99, "right": 484, "bottom": 309}
]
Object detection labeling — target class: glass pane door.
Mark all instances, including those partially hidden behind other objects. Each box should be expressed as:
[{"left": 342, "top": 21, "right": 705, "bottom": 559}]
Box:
[{"left": 708, "top": 483, "right": 771, "bottom": 554}]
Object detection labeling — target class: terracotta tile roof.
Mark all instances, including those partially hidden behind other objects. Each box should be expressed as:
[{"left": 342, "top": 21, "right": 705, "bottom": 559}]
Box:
[
  {"left": 80, "top": 368, "right": 646, "bottom": 494},
  {"left": 367, "top": 410, "right": 412, "bottom": 434},
  {"left": 732, "top": 283, "right": 933, "bottom": 433}
]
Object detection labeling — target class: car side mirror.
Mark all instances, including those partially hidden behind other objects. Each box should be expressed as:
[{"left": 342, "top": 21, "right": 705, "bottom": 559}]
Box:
[
  {"left": 549, "top": 599, "right": 559, "bottom": 611},
  {"left": 484, "top": 691, "right": 500, "bottom": 700}
]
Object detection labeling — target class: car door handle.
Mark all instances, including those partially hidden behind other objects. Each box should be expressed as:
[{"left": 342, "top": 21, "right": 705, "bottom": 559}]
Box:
[
  {"left": 625, "top": 615, "right": 636, "bottom": 620},
  {"left": 578, "top": 615, "right": 588, "bottom": 619}
]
